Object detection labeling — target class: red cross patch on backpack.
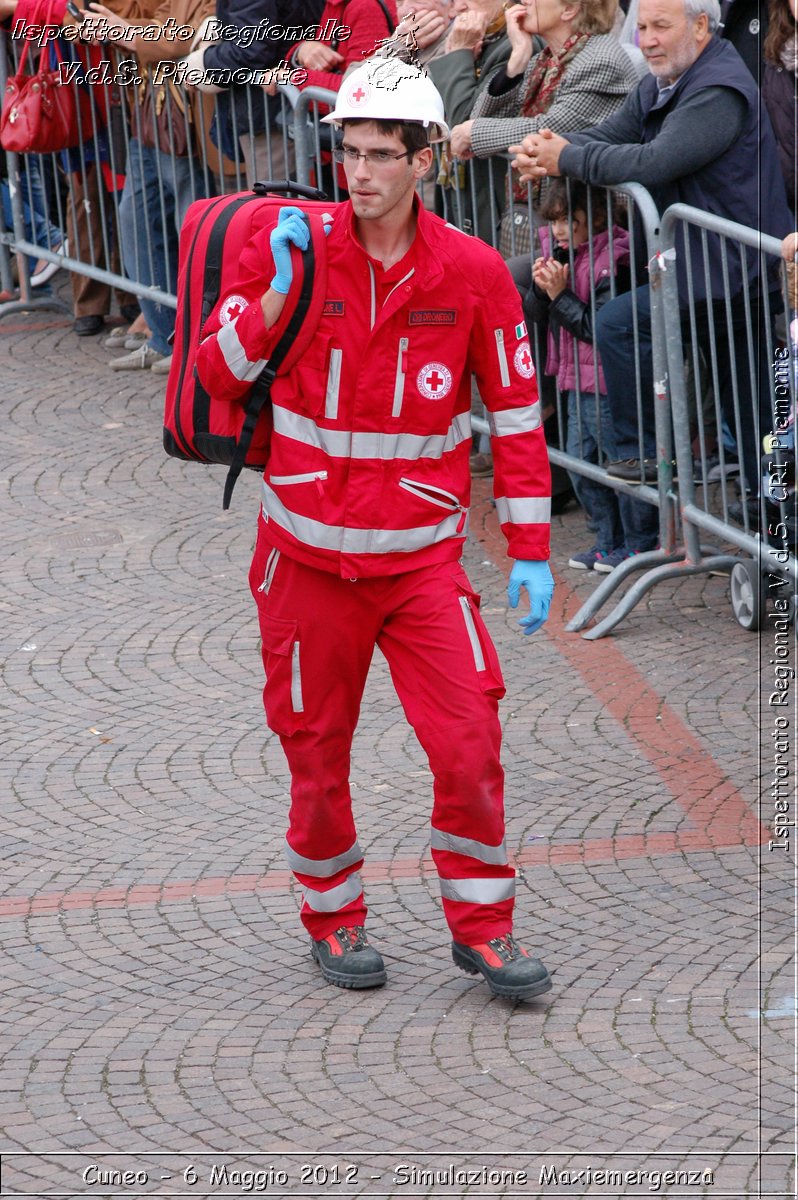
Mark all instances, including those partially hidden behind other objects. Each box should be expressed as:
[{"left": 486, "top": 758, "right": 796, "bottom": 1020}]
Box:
[{"left": 163, "top": 182, "right": 331, "bottom": 509}]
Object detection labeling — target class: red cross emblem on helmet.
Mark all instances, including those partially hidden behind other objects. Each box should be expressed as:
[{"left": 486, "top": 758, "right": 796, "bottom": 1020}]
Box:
[
  {"left": 417, "top": 361, "right": 452, "bottom": 400},
  {"left": 346, "top": 80, "right": 371, "bottom": 107}
]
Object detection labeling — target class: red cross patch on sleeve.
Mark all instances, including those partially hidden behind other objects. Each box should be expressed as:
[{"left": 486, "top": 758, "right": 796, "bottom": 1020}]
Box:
[{"left": 513, "top": 341, "right": 535, "bottom": 379}]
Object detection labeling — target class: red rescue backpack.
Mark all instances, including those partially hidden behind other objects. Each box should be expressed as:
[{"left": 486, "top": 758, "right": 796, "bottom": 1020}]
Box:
[{"left": 163, "top": 181, "right": 331, "bottom": 509}]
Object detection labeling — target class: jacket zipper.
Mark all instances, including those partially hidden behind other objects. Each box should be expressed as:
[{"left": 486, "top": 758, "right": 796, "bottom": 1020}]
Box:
[
  {"left": 392, "top": 337, "right": 408, "bottom": 418},
  {"left": 495, "top": 327, "right": 510, "bottom": 387},
  {"left": 257, "top": 547, "right": 281, "bottom": 594},
  {"left": 399, "top": 476, "right": 467, "bottom": 533},
  {"left": 269, "top": 470, "right": 328, "bottom": 497}
]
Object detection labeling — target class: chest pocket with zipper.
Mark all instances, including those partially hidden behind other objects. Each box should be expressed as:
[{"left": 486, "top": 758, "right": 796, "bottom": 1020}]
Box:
[
  {"left": 388, "top": 335, "right": 464, "bottom": 432},
  {"left": 287, "top": 333, "right": 339, "bottom": 420}
]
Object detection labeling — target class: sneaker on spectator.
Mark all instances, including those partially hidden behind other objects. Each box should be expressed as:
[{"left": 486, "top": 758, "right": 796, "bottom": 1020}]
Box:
[
  {"left": 103, "top": 326, "right": 143, "bottom": 350},
  {"left": 606, "top": 458, "right": 661, "bottom": 484},
  {"left": 706, "top": 453, "right": 740, "bottom": 483},
  {"left": 470, "top": 452, "right": 494, "bottom": 477},
  {"left": 109, "top": 343, "right": 165, "bottom": 371},
  {"left": 150, "top": 354, "right": 173, "bottom": 375},
  {"left": 31, "top": 238, "right": 68, "bottom": 288},
  {"left": 593, "top": 547, "right": 639, "bottom": 573},
  {"left": 568, "top": 546, "right": 609, "bottom": 570},
  {"left": 124, "top": 332, "right": 151, "bottom": 350}
]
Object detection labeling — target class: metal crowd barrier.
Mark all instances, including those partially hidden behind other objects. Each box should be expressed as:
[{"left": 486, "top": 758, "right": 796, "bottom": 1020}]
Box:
[
  {"left": 660, "top": 207, "right": 797, "bottom": 629},
  {"left": 2, "top": 26, "right": 795, "bottom": 637}
]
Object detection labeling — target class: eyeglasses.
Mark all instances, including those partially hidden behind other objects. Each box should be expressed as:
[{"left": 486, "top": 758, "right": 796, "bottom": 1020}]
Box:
[{"left": 332, "top": 146, "right": 413, "bottom": 167}]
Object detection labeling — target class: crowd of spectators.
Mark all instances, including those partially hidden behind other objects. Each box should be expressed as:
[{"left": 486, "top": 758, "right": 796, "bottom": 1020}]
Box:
[{"left": 2, "top": 0, "right": 796, "bottom": 550}]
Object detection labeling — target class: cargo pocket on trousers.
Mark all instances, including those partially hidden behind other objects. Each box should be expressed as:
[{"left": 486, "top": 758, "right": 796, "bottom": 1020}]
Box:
[
  {"left": 261, "top": 615, "right": 306, "bottom": 736},
  {"left": 455, "top": 581, "right": 506, "bottom": 700}
]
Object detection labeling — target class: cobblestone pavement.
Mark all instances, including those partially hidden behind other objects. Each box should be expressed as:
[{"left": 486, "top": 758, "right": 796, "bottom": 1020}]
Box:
[{"left": 0, "top": 300, "right": 794, "bottom": 1200}]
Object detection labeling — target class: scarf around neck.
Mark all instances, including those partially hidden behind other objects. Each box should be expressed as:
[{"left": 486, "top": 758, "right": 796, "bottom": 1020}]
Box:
[{"left": 513, "top": 31, "right": 592, "bottom": 201}]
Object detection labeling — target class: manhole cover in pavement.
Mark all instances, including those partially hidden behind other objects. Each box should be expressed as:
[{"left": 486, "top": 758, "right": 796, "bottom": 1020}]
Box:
[{"left": 58, "top": 529, "right": 124, "bottom": 550}]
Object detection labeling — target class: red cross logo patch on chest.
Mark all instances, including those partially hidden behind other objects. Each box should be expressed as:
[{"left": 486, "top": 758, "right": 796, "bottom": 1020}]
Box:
[
  {"left": 416, "top": 361, "right": 453, "bottom": 400},
  {"left": 513, "top": 341, "right": 535, "bottom": 380}
]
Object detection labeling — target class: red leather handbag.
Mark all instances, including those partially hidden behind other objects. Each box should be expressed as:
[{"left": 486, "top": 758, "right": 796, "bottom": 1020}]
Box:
[{"left": 0, "top": 11, "right": 105, "bottom": 153}]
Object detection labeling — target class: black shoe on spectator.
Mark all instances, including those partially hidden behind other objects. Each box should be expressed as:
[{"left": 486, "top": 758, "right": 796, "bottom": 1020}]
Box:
[
  {"left": 74, "top": 315, "right": 105, "bottom": 336},
  {"left": 119, "top": 303, "right": 141, "bottom": 323},
  {"left": 606, "top": 458, "right": 661, "bottom": 484}
]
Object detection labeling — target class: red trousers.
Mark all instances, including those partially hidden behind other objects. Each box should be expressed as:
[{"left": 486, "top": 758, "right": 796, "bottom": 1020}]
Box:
[{"left": 249, "top": 522, "right": 516, "bottom": 944}]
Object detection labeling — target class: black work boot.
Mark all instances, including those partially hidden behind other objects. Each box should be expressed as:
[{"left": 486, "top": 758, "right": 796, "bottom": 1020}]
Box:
[
  {"left": 311, "top": 925, "right": 387, "bottom": 989},
  {"left": 452, "top": 934, "right": 552, "bottom": 1000}
]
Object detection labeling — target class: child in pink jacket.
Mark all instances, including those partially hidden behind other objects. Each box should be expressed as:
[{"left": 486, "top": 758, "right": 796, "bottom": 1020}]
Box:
[{"left": 529, "top": 179, "right": 633, "bottom": 572}]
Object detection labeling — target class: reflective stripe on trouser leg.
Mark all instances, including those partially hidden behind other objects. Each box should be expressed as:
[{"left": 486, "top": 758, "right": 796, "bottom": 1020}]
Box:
[
  {"left": 439, "top": 877, "right": 515, "bottom": 905},
  {"left": 284, "top": 837, "right": 367, "bottom": 931},
  {"left": 376, "top": 561, "right": 516, "bottom": 944},
  {"left": 302, "top": 872, "right": 364, "bottom": 914},
  {"left": 250, "top": 524, "right": 379, "bottom": 940}
]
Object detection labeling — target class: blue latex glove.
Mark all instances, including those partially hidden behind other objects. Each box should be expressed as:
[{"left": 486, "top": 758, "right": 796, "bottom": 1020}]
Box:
[
  {"left": 507, "top": 560, "right": 554, "bottom": 636},
  {"left": 269, "top": 207, "right": 310, "bottom": 295}
]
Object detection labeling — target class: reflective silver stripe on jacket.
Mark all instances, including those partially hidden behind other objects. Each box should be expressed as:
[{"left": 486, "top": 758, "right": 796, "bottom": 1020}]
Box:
[
  {"left": 261, "top": 481, "right": 468, "bottom": 554},
  {"left": 495, "top": 496, "right": 551, "bottom": 525},
  {"left": 325, "top": 348, "right": 342, "bottom": 420},
  {"left": 489, "top": 403, "right": 542, "bottom": 437},
  {"left": 284, "top": 837, "right": 363, "bottom": 878},
  {"left": 303, "top": 872, "right": 363, "bottom": 913},
  {"left": 272, "top": 406, "right": 471, "bottom": 461},
  {"left": 216, "top": 319, "right": 268, "bottom": 382},
  {"left": 439, "top": 877, "right": 516, "bottom": 904},
  {"left": 368, "top": 264, "right": 377, "bottom": 329},
  {"left": 430, "top": 827, "right": 508, "bottom": 866}
]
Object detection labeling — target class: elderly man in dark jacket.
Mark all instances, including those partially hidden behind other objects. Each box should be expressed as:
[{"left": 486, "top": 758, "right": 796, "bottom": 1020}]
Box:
[{"left": 514, "top": 0, "right": 792, "bottom": 541}]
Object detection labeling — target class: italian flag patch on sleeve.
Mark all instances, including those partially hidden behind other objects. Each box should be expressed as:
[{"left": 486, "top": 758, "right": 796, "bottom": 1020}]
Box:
[{"left": 515, "top": 321, "right": 527, "bottom": 340}]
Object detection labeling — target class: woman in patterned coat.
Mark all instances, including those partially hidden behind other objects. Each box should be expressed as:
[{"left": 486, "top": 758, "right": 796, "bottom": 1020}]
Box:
[{"left": 448, "top": 0, "right": 638, "bottom": 253}]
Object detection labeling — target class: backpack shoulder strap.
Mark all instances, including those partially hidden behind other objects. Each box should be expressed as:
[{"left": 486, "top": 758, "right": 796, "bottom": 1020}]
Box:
[
  {"left": 373, "top": 0, "right": 396, "bottom": 34},
  {"left": 221, "top": 209, "right": 329, "bottom": 509},
  {"left": 340, "top": 0, "right": 395, "bottom": 35}
]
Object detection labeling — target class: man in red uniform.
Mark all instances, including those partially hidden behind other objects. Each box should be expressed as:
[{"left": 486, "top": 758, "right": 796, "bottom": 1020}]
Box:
[{"left": 197, "top": 60, "right": 555, "bottom": 1001}]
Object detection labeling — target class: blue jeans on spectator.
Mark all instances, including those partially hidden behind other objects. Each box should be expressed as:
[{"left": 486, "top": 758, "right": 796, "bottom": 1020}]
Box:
[
  {"left": 1, "top": 158, "right": 64, "bottom": 273},
  {"left": 566, "top": 390, "right": 624, "bottom": 552},
  {"left": 596, "top": 281, "right": 775, "bottom": 504},
  {"left": 119, "top": 139, "right": 207, "bottom": 355},
  {"left": 595, "top": 285, "right": 663, "bottom": 552}
]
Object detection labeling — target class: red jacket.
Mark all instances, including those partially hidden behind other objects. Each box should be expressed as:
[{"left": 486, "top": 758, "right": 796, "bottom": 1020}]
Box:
[
  {"left": 196, "top": 199, "right": 551, "bottom": 579},
  {"left": 290, "top": 0, "right": 396, "bottom": 93}
]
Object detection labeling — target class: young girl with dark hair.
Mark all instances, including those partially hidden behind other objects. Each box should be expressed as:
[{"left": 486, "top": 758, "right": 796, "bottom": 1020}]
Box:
[{"left": 528, "top": 178, "right": 634, "bottom": 570}]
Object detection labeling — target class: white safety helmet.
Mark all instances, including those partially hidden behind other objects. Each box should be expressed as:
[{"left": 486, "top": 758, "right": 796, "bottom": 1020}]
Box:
[{"left": 321, "top": 59, "right": 450, "bottom": 144}]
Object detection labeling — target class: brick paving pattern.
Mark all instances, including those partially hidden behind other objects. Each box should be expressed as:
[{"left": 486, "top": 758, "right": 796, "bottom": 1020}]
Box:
[{"left": 0, "top": 299, "right": 794, "bottom": 1199}]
